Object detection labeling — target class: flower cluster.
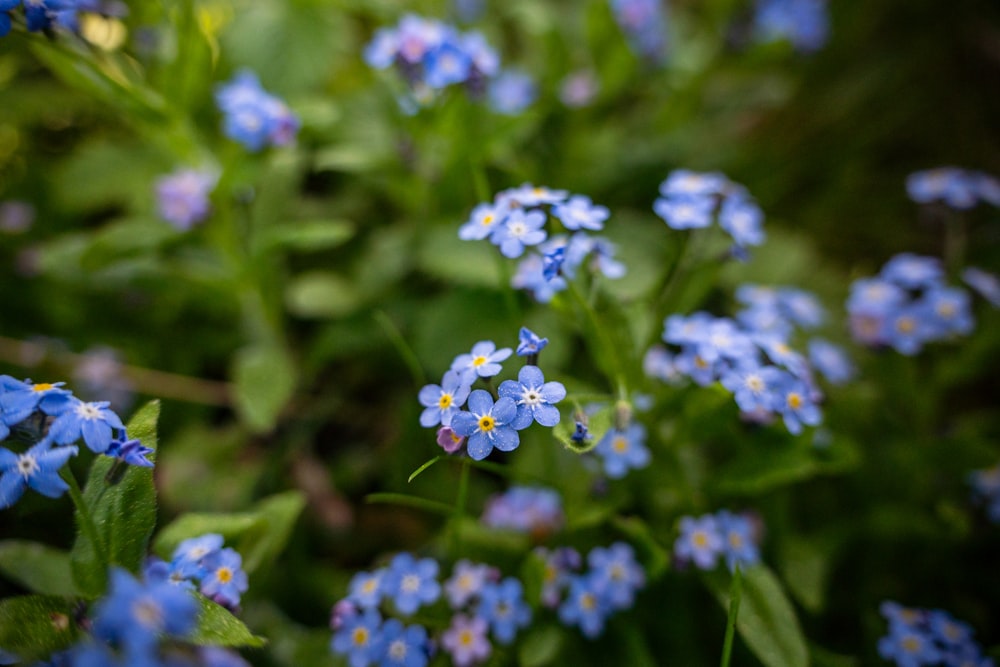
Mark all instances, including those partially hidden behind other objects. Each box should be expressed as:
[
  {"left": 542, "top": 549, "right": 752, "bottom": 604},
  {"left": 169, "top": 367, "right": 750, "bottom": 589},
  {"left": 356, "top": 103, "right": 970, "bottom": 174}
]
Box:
[
  {"left": 481, "top": 485, "right": 564, "bottom": 537},
  {"left": 847, "top": 253, "right": 975, "bottom": 356},
  {"left": 968, "top": 463, "right": 1000, "bottom": 524},
  {"left": 419, "top": 330, "right": 566, "bottom": 460},
  {"left": 753, "top": 0, "right": 830, "bottom": 53},
  {"left": 0, "top": 376, "right": 150, "bottom": 510},
  {"left": 540, "top": 542, "right": 646, "bottom": 639},
  {"left": 878, "top": 601, "right": 994, "bottom": 667},
  {"left": 459, "top": 184, "right": 624, "bottom": 303},
  {"left": 0, "top": 0, "right": 120, "bottom": 38},
  {"left": 906, "top": 167, "right": 1000, "bottom": 210},
  {"left": 365, "top": 14, "right": 500, "bottom": 103},
  {"left": 215, "top": 70, "right": 299, "bottom": 152},
  {"left": 673, "top": 510, "right": 762, "bottom": 572},
  {"left": 653, "top": 169, "right": 766, "bottom": 255},
  {"left": 609, "top": 0, "right": 670, "bottom": 63},
  {"left": 145, "top": 533, "right": 250, "bottom": 612},
  {"left": 647, "top": 287, "right": 835, "bottom": 434},
  {"left": 155, "top": 168, "right": 217, "bottom": 231}
]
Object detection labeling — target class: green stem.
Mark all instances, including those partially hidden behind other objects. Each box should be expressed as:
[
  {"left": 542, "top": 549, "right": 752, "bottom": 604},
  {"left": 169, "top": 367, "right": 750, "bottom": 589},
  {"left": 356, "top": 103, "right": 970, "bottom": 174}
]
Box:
[
  {"left": 720, "top": 565, "right": 743, "bottom": 667},
  {"left": 565, "top": 280, "right": 628, "bottom": 397},
  {"left": 373, "top": 310, "right": 426, "bottom": 388},
  {"left": 60, "top": 468, "right": 109, "bottom": 568}
]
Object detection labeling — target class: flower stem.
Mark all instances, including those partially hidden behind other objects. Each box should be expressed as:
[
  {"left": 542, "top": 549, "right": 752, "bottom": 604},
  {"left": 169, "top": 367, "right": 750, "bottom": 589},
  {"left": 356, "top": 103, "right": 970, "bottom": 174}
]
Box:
[
  {"left": 60, "top": 467, "right": 109, "bottom": 569},
  {"left": 720, "top": 565, "right": 743, "bottom": 667}
]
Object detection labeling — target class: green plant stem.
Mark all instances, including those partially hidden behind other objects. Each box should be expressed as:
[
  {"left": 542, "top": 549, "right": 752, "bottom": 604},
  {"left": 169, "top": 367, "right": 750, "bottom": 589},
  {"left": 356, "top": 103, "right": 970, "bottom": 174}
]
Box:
[
  {"left": 60, "top": 468, "right": 109, "bottom": 569},
  {"left": 565, "top": 280, "right": 628, "bottom": 398},
  {"left": 374, "top": 310, "right": 426, "bottom": 388},
  {"left": 450, "top": 458, "right": 472, "bottom": 555},
  {"left": 720, "top": 565, "right": 743, "bottom": 667}
]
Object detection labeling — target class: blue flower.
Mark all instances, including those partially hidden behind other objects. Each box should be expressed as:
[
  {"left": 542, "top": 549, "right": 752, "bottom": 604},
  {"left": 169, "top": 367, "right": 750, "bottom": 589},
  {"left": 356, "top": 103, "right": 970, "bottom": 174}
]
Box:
[
  {"left": 906, "top": 167, "right": 1000, "bottom": 209},
  {"left": 498, "top": 365, "right": 565, "bottom": 430},
  {"left": 458, "top": 202, "right": 509, "bottom": 241},
  {"left": 610, "top": 0, "right": 670, "bottom": 62},
  {"left": 105, "top": 436, "right": 155, "bottom": 468},
  {"left": 348, "top": 568, "right": 386, "bottom": 609},
  {"left": 155, "top": 169, "right": 216, "bottom": 231},
  {"left": 594, "top": 423, "right": 650, "bottom": 479},
  {"left": 553, "top": 195, "right": 609, "bottom": 231},
  {"left": 481, "top": 486, "right": 564, "bottom": 534},
  {"left": 512, "top": 253, "right": 567, "bottom": 302},
  {"left": 43, "top": 396, "right": 124, "bottom": 454},
  {"left": 659, "top": 170, "right": 729, "bottom": 199},
  {"left": 488, "top": 70, "right": 536, "bottom": 115},
  {"left": 962, "top": 267, "right": 1000, "bottom": 308},
  {"left": 774, "top": 374, "right": 822, "bottom": 434},
  {"left": 719, "top": 196, "right": 765, "bottom": 247},
  {"left": 674, "top": 515, "right": 723, "bottom": 570},
  {"left": 378, "top": 619, "right": 429, "bottom": 667},
  {"left": 424, "top": 40, "right": 472, "bottom": 89},
  {"left": 807, "top": 339, "right": 855, "bottom": 385},
  {"left": 332, "top": 608, "right": 384, "bottom": 667},
  {"left": 171, "top": 533, "right": 224, "bottom": 579},
  {"left": 477, "top": 578, "right": 531, "bottom": 644},
  {"left": 877, "top": 623, "right": 941, "bottom": 667},
  {"left": 490, "top": 208, "right": 547, "bottom": 258},
  {"left": 653, "top": 195, "right": 714, "bottom": 230},
  {"left": 0, "top": 377, "right": 71, "bottom": 429},
  {"left": 384, "top": 553, "right": 440, "bottom": 616},
  {"left": 450, "top": 390, "right": 519, "bottom": 460},
  {"left": 215, "top": 70, "right": 299, "bottom": 151},
  {"left": 444, "top": 560, "right": 496, "bottom": 609},
  {"left": 721, "top": 362, "right": 782, "bottom": 413},
  {"left": 754, "top": 0, "right": 829, "bottom": 53},
  {"left": 516, "top": 327, "right": 548, "bottom": 358},
  {"left": 587, "top": 542, "right": 645, "bottom": 610},
  {"left": 92, "top": 567, "right": 198, "bottom": 654},
  {"left": 497, "top": 184, "right": 568, "bottom": 208},
  {"left": 0, "top": 441, "right": 78, "bottom": 510},
  {"left": 143, "top": 557, "right": 195, "bottom": 590},
  {"left": 441, "top": 614, "right": 492, "bottom": 666},
  {"left": 418, "top": 370, "right": 471, "bottom": 428},
  {"left": 557, "top": 573, "right": 610, "bottom": 638},
  {"left": 200, "top": 547, "right": 249, "bottom": 610},
  {"left": 450, "top": 341, "right": 512, "bottom": 382},
  {"left": 715, "top": 511, "right": 760, "bottom": 572},
  {"left": 919, "top": 286, "right": 974, "bottom": 338},
  {"left": 880, "top": 253, "right": 945, "bottom": 290}
]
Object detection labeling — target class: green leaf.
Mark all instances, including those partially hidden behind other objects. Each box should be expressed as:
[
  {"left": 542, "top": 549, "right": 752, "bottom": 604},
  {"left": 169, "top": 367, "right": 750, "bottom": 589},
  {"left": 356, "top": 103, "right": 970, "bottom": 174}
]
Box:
[
  {"left": 553, "top": 402, "right": 614, "bottom": 454},
  {"left": 231, "top": 345, "right": 297, "bottom": 433},
  {"left": 190, "top": 593, "right": 266, "bottom": 648},
  {"left": 712, "top": 436, "right": 859, "bottom": 496},
  {"left": 704, "top": 566, "right": 810, "bottom": 667},
  {"left": 779, "top": 539, "right": 830, "bottom": 613},
  {"left": 154, "top": 491, "right": 305, "bottom": 577},
  {"left": 70, "top": 400, "right": 160, "bottom": 597},
  {"left": 407, "top": 456, "right": 442, "bottom": 483},
  {"left": 285, "top": 271, "right": 362, "bottom": 319},
  {"left": 519, "top": 624, "right": 564, "bottom": 667},
  {"left": 0, "top": 541, "right": 80, "bottom": 597},
  {"left": 260, "top": 220, "right": 355, "bottom": 252},
  {"left": 0, "top": 595, "right": 80, "bottom": 660}
]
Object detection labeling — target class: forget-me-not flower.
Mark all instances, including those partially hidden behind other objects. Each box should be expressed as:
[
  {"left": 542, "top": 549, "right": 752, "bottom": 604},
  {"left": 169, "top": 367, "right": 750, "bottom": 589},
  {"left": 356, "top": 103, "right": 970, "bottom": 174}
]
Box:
[
  {"left": 0, "top": 441, "right": 78, "bottom": 510},
  {"left": 418, "top": 370, "right": 471, "bottom": 428},
  {"left": 498, "top": 365, "right": 565, "bottom": 430},
  {"left": 450, "top": 341, "right": 512, "bottom": 382},
  {"left": 477, "top": 578, "right": 531, "bottom": 644},
  {"left": 384, "top": 553, "right": 441, "bottom": 616},
  {"left": 450, "top": 390, "right": 519, "bottom": 460}
]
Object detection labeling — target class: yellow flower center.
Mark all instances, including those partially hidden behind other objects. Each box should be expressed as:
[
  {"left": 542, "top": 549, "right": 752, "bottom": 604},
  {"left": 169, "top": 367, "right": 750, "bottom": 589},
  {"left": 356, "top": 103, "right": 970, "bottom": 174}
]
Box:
[
  {"left": 216, "top": 567, "right": 233, "bottom": 584},
  {"left": 937, "top": 303, "right": 955, "bottom": 318},
  {"left": 482, "top": 214, "right": 494, "bottom": 226},
  {"left": 472, "top": 355, "right": 488, "bottom": 367},
  {"left": 32, "top": 383, "right": 55, "bottom": 392},
  {"left": 581, "top": 593, "right": 596, "bottom": 610},
  {"left": 897, "top": 317, "right": 915, "bottom": 333},
  {"left": 478, "top": 415, "right": 495, "bottom": 432},
  {"left": 459, "top": 630, "right": 474, "bottom": 646},
  {"left": 612, "top": 437, "right": 629, "bottom": 453},
  {"left": 787, "top": 392, "right": 803, "bottom": 410},
  {"left": 438, "top": 394, "right": 453, "bottom": 410},
  {"left": 729, "top": 533, "right": 744, "bottom": 548},
  {"left": 352, "top": 627, "right": 369, "bottom": 646},
  {"left": 693, "top": 531, "right": 708, "bottom": 548},
  {"left": 901, "top": 635, "right": 921, "bottom": 654}
]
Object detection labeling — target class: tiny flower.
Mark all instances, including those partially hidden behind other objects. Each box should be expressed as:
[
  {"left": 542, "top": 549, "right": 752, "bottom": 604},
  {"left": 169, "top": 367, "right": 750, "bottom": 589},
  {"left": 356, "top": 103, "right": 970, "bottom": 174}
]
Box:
[
  {"left": 653, "top": 195, "right": 714, "bottom": 230},
  {"left": 436, "top": 426, "right": 466, "bottom": 454},
  {"left": 379, "top": 619, "right": 430, "bottom": 667},
  {"left": 719, "top": 196, "right": 765, "bottom": 247},
  {"left": 674, "top": 515, "right": 723, "bottom": 570},
  {"left": 459, "top": 202, "right": 509, "bottom": 241},
  {"left": 200, "top": 547, "right": 249, "bottom": 610},
  {"left": 0, "top": 377, "right": 72, "bottom": 429},
  {"left": 418, "top": 370, "right": 472, "bottom": 428},
  {"left": 0, "top": 441, "right": 78, "bottom": 510},
  {"left": 754, "top": 0, "right": 830, "bottom": 53},
  {"left": 331, "top": 608, "right": 384, "bottom": 667},
  {"left": 557, "top": 573, "right": 610, "bottom": 639},
  {"left": 658, "top": 170, "right": 729, "bottom": 199},
  {"left": 424, "top": 40, "right": 472, "bottom": 89},
  {"left": 490, "top": 208, "right": 547, "bottom": 258},
  {"left": 445, "top": 560, "right": 496, "bottom": 608},
  {"left": 552, "top": 195, "right": 609, "bottom": 231},
  {"left": 477, "top": 578, "right": 531, "bottom": 644},
  {"left": 450, "top": 390, "right": 519, "bottom": 461},
  {"left": 594, "top": 423, "right": 650, "bottom": 479},
  {"left": 43, "top": 396, "right": 125, "bottom": 454},
  {"left": 441, "top": 614, "right": 491, "bottom": 667},
  {"left": 498, "top": 365, "right": 566, "bottom": 430},
  {"left": 587, "top": 542, "right": 645, "bottom": 609},
  {"left": 450, "top": 341, "right": 513, "bottom": 382},
  {"left": 481, "top": 486, "right": 564, "bottom": 535},
  {"left": 516, "top": 327, "right": 549, "bottom": 358},
  {"left": 171, "top": 533, "right": 224, "bottom": 579},
  {"left": 348, "top": 569, "right": 386, "bottom": 609},
  {"left": 715, "top": 511, "right": 760, "bottom": 572},
  {"left": 774, "top": 374, "right": 822, "bottom": 434},
  {"left": 155, "top": 169, "right": 216, "bottom": 230},
  {"left": 105, "top": 435, "right": 155, "bottom": 468},
  {"left": 384, "top": 553, "right": 441, "bottom": 616},
  {"left": 880, "top": 253, "right": 944, "bottom": 290},
  {"left": 962, "top": 267, "right": 1000, "bottom": 308},
  {"left": 807, "top": 339, "right": 855, "bottom": 385},
  {"left": 488, "top": 70, "right": 536, "bottom": 115}
]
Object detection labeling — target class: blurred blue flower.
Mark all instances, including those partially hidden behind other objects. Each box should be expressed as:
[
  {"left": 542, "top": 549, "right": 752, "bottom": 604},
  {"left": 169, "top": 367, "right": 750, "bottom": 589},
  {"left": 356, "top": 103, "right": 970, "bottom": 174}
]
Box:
[
  {"left": 348, "top": 568, "right": 386, "bottom": 609},
  {"left": 715, "top": 511, "right": 760, "bottom": 572},
  {"left": 444, "top": 560, "right": 496, "bottom": 609},
  {"left": 331, "top": 608, "right": 384, "bottom": 667},
  {"left": 384, "top": 553, "right": 441, "bottom": 616},
  {"left": 481, "top": 486, "right": 564, "bottom": 534},
  {"left": 754, "top": 0, "right": 829, "bottom": 53},
  {"left": 155, "top": 169, "right": 216, "bottom": 230},
  {"left": 906, "top": 167, "right": 1000, "bottom": 209},
  {"left": 587, "top": 542, "right": 645, "bottom": 609},
  {"left": 774, "top": 373, "right": 821, "bottom": 434},
  {"left": 558, "top": 573, "right": 611, "bottom": 638},
  {"left": 609, "top": 0, "right": 669, "bottom": 62},
  {"left": 450, "top": 390, "right": 519, "bottom": 460},
  {"left": 594, "top": 423, "right": 650, "bottom": 479},
  {"left": 553, "top": 195, "right": 609, "bottom": 231},
  {"left": 0, "top": 441, "right": 78, "bottom": 509},
  {"left": 653, "top": 195, "right": 714, "bottom": 230},
  {"left": 378, "top": 619, "right": 429, "bottom": 667},
  {"left": 807, "top": 338, "right": 855, "bottom": 385},
  {"left": 215, "top": 70, "right": 299, "bottom": 152},
  {"left": 477, "top": 577, "right": 531, "bottom": 644},
  {"left": 719, "top": 196, "right": 765, "bottom": 247},
  {"left": 458, "top": 202, "right": 509, "bottom": 241},
  {"left": 171, "top": 533, "right": 224, "bottom": 579},
  {"left": 490, "top": 208, "right": 547, "bottom": 258},
  {"left": 674, "top": 515, "right": 723, "bottom": 570},
  {"left": 962, "top": 267, "right": 1000, "bottom": 308},
  {"left": 200, "top": 547, "right": 249, "bottom": 610},
  {"left": 488, "top": 70, "right": 536, "bottom": 115},
  {"left": 441, "top": 614, "right": 491, "bottom": 666}
]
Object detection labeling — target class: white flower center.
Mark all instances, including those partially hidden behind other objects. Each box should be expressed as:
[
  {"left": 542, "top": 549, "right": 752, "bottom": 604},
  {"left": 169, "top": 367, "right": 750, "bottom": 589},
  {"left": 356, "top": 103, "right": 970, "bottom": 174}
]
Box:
[
  {"left": 401, "top": 574, "right": 421, "bottom": 593},
  {"left": 16, "top": 454, "right": 38, "bottom": 478},
  {"left": 389, "top": 640, "right": 408, "bottom": 660},
  {"left": 521, "top": 388, "right": 542, "bottom": 406},
  {"left": 75, "top": 403, "right": 103, "bottom": 420}
]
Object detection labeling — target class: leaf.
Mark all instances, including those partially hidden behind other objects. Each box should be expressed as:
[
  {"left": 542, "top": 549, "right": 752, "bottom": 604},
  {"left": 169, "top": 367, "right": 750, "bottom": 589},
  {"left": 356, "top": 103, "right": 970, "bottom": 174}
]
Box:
[
  {"left": 779, "top": 539, "right": 830, "bottom": 613},
  {"left": 284, "top": 271, "right": 362, "bottom": 319},
  {"left": 190, "top": 593, "right": 266, "bottom": 648},
  {"left": 0, "top": 541, "right": 80, "bottom": 597},
  {"left": 408, "top": 456, "right": 442, "bottom": 483},
  {"left": 553, "top": 402, "right": 614, "bottom": 454},
  {"left": 70, "top": 400, "right": 160, "bottom": 598},
  {"left": 260, "top": 220, "right": 355, "bottom": 252},
  {"left": 231, "top": 345, "right": 297, "bottom": 433},
  {"left": 712, "top": 436, "right": 859, "bottom": 496},
  {"left": 0, "top": 595, "right": 80, "bottom": 660},
  {"left": 704, "top": 566, "right": 810, "bottom": 667},
  {"left": 154, "top": 491, "right": 305, "bottom": 576},
  {"left": 519, "top": 624, "right": 564, "bottom": 667}
]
